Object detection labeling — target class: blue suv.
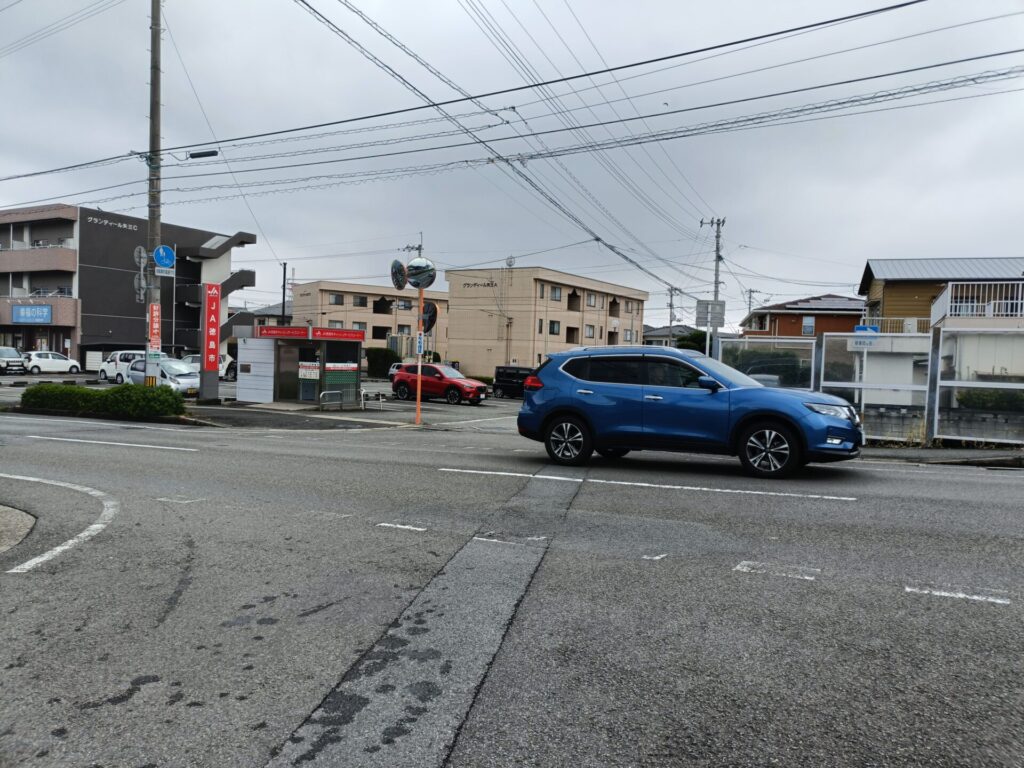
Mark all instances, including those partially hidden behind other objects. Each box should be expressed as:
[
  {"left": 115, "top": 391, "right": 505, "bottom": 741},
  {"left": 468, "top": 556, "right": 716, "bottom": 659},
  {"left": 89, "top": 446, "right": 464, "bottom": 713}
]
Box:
[{"left": 517, "top": 347, "right": 863, "bottom": 478}]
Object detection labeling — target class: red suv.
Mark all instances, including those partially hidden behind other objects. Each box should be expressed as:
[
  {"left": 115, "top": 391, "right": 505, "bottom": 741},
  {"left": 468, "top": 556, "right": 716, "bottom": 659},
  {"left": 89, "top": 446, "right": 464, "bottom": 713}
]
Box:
[{"left": 392, "top": 363, "right": 488, "bottom": 405}]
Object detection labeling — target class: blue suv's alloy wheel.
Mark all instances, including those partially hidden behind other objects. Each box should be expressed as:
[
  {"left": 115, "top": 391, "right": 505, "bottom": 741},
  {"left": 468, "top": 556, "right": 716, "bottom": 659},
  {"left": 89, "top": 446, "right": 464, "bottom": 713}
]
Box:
[{"left": 545, "top": 416, "right": 592, "bottom": 466}]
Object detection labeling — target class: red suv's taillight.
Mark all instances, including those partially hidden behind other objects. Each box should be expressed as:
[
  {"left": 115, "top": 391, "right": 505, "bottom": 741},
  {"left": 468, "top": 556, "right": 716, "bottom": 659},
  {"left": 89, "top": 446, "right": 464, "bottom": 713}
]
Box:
[{"left": 523, "top": 375, "right": 543, "bottom": 391}]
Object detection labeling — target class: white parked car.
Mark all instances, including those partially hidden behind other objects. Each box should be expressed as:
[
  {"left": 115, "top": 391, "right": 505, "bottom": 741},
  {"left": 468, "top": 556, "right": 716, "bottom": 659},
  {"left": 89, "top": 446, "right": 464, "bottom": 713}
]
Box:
[
  {"left": 180, "top": 353, "right": 235, "bottom": 381},
  {"left": 23, "top": 351, "right": 81, "bottom": 374},
  {"left": 127, "top": 358, "right": 200, "bottom": 396},
  {"left": 98, "top": 350, "right": 168, "bottom": 384}
]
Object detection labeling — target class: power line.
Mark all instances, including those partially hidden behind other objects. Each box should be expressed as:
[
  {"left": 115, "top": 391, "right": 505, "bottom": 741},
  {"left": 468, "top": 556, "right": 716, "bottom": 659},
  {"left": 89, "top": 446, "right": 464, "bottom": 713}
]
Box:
[
  {"left": 14, "top": 61, "right": 1020, "bottom": 212},
  {"left": 0, "top": 0, "right": 128, "bottom": 60},
  {"left": 0, "top": 0, "right": 928, "bottom": 181}
]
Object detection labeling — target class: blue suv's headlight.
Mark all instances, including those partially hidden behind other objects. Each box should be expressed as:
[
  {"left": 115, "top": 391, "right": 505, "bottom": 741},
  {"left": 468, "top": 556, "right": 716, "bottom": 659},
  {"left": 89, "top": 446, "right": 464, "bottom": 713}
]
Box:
[{"left": 804, "top": 402, "right": 850, "bottom": 420}]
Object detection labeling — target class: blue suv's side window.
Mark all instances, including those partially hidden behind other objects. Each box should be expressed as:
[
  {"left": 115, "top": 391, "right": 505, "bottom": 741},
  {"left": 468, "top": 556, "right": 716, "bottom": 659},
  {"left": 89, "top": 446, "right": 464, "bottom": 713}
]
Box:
[
  {"left": 586, "top": 357, "right": 643, "bottom": 385},
  {"left": 645, "top": 357, "right": 704, "bottom": 388}
]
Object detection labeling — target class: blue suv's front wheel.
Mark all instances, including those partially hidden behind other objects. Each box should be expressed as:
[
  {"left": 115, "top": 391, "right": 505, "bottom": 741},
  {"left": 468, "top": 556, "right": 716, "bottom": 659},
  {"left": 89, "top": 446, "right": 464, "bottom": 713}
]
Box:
[
  {"left": 737, "top": 421, "right": 802, "bottom": 479},
  {"left": 544, "top": 415, "right": 593, "bottom": 466}
]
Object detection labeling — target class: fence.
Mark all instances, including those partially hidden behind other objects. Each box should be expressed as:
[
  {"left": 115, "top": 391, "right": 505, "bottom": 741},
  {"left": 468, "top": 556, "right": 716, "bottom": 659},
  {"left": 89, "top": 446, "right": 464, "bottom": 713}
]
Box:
[
  {"left": 716, "top": 329, "right": 1024, "bottom": 445},
  {"left": 718, "top": 337, "right": 815, "bottom": 390},
  {"left": 934, "top": 329, "right": 1024, "bottom": 444}
]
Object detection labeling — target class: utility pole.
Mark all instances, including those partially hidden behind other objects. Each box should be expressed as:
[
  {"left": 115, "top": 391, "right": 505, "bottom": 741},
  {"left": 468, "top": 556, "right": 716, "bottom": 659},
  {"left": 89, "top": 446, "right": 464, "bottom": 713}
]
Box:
[
  {"left": 668, "top": 288, "right": 675, "bottom": 349},
  {"left": 701, "top": 217, "right": 726, "bottom": 355},
  {"left": 144, "top": 0, "right": 161, "bottom": 386},
  {"left": 280, "top": 262, "right": 287, "bottom": 325}
]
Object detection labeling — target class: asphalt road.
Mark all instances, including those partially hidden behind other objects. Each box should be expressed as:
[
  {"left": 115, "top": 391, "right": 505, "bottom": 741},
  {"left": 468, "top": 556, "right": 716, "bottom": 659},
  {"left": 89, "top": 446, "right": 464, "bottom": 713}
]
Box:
[{"left": 0, "top": 407, "right": 1022, "bottom": 767}]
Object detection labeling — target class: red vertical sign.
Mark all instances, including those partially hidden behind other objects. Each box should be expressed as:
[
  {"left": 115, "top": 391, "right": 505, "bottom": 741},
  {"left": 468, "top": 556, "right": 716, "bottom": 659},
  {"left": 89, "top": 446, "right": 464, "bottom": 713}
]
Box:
[
  {"left": 202, "top": 283, "right": 221, "bottom": 372},
  {"left": 148, "top": 302, "right": 161, "bottom": 347}
]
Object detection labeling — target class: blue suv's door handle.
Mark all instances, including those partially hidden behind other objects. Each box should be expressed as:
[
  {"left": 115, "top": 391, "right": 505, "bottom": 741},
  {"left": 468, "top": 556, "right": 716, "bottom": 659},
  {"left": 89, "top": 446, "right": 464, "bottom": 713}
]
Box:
[
  {"left": 644, "top": 395, "right": 664, "bottom": 401},
  {"left": 576, "top": 389, "right": 594, "bottom": 395}
]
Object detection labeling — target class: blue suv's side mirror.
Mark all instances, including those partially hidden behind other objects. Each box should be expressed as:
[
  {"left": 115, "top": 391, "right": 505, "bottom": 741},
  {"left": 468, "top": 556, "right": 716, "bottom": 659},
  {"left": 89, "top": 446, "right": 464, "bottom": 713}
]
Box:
[{"left": 697, "top": 376, "right": 721, "bottom": 392}]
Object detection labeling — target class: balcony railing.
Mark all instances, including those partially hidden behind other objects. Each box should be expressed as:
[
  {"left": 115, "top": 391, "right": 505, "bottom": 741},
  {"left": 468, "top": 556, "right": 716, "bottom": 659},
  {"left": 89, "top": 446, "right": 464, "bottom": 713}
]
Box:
[
  {"left": 0, "top": 238, "right": 76, "bottom": 250},
  {"left": 862, "top": 316, "right": 930, "bottom": 333},
  {"left": 932, "top": 281, "right": 1024, "bottom": 326}
]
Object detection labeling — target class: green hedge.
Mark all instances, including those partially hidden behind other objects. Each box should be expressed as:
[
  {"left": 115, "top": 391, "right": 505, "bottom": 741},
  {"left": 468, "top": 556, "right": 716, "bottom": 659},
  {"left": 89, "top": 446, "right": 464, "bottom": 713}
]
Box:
[
  {"left": 956, "top": 388, "right": 1024, "bottom": 412},
  {"left": 21, "top": 383, "right": 185, "bottom": 418}
]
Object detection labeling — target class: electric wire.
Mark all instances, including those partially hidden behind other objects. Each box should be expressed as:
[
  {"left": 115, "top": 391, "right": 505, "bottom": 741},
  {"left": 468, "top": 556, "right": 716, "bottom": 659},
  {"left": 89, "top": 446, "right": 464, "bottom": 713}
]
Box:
[{"left": 0, "top": 0, "right": 929, "bottom": 181}]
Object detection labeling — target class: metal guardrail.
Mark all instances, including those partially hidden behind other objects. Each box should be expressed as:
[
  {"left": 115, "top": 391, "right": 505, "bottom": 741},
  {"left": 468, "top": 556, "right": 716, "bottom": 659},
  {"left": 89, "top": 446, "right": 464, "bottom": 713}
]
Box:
[{"left": 319, "top": 390, "right": 342, "bottom": 411}]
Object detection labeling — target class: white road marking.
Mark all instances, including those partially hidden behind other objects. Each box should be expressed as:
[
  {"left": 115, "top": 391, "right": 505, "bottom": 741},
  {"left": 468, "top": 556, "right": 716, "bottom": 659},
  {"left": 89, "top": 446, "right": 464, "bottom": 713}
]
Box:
[
  {"left": 435, "top": 415, "right": 519, "bottom": 425},
  {"left": 440, "top": 468, "right": 581, "bottom": 482},
  {"left": 642, "top": 554, "right": 667, "bottom": 561},
  {"left": 0, "top": 414, "right": 186, "bottom": 431},
  {"left": 3, "top": 474, "right": 120, "bottom": 573},
  {"left": 526, "top": 536, "right": 548, "bottom": 541},
  {"left": 376, "top": 522, "right": 427, "bottom": 532},
  {"left": 904, "top": 586, "right": 1011, "bottom": 605},
  {"left": 588, "top": 478, "right": 855, "bottom": 501},
  {"left": 472, "top": 536, "right": 524, "bottom": 546},
  {"left": 439, "top": 468, "right": 855, "bottom": 500},
  {"left": 733, "top": 561, "right": 821, "bottom": 581},
  {"left": 26, "top": 436, "right": 197, "bottom": 452},
  {"left": 156, "top": 497, "right": 207, "bottom": 504}
]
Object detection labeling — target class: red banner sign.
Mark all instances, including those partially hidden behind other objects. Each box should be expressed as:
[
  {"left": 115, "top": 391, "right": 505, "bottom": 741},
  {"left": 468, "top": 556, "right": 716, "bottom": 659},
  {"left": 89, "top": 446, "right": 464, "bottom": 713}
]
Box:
[
  {"left": 256, "top": 326, "right": 309, "bottom": 339},
  {"left": 311, "top": 327, "right": 365, "bottom": 341},
  {"left": 202, "top": 283, "right": 221, "bottom": 372},
  {"left": 255, "top": 326, "right": 366, "bottom": 342},
  {"left": 148, "top": 302, "right": 161, "bottom": 346}
]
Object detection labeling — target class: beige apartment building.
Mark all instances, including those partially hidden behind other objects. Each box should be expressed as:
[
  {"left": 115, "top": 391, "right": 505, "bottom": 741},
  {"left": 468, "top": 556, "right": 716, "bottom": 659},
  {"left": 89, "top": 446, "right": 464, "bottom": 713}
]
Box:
[
  {"left": 291, "top": 281, "right": 449, "bottom": 359},
  {"left": 446, "top": 267, "right": 648, "bottom": 376}
]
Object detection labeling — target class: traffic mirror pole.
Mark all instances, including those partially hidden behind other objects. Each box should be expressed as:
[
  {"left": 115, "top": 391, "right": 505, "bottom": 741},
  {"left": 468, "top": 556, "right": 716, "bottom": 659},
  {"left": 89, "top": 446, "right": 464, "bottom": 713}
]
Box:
[{"left": 415, "top": 286, "right": 424, "bottom": 426}]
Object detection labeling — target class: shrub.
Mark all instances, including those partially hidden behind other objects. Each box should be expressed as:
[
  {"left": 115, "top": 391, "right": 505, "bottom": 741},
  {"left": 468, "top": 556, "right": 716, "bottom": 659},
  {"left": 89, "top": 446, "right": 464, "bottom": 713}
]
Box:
[
  {"left": 99, "top": 384, "right": 185, "bottom": 418},
  {"left": 21, "top": 383, "right": 184, "bottom": 418},
  {"left": 365, "top": 347, "right": 401, "bottom": 378},
  {"left": 956, "top": 389, "right": 1024, "bottom": 412},
  {"left": 21, "top": 383, "right": 104, "bottom": 413}
]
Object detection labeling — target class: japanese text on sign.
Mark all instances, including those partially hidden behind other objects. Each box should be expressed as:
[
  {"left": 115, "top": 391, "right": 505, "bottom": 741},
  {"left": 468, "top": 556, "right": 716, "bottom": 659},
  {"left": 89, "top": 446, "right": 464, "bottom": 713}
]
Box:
[{"left": 202, "top": 283, "right": 221, "bottom": 372}]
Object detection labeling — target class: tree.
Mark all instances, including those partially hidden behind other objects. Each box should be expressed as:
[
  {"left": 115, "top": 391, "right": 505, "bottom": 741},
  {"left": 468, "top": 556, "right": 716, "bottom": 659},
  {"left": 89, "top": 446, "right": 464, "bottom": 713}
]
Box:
[{"left": 675, "top": 330, "right": 707, "bottom": 351}]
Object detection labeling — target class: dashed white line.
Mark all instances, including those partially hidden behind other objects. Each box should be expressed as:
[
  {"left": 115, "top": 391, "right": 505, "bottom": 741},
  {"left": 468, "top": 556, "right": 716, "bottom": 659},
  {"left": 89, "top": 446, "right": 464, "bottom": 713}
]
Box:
[
  {"left": 156, "top": 497, "right": 207, "bottom": 504},
  {"left": 904, "top": 586, "right": 1010, "bottom": 605},
  {"left": 376, "top": 522, "right": 427, "bottom": 532},
  {"left": 3, "top": 474, "right": 120, "bottom": 574},
  {"left": 642, "top": 554, "right": 667, "bottom": 561},
  {"left": 26, "top": 436, "right": 197, "bottom": 452},
  {"left": 472, "top": 536, "right": 524, "bottom": 546},
  {"left": 733, "top": 561, "right": 821, "bottom": 581},
  {"left": 439, "top": 468, "right": 856, "bottom": 500}
]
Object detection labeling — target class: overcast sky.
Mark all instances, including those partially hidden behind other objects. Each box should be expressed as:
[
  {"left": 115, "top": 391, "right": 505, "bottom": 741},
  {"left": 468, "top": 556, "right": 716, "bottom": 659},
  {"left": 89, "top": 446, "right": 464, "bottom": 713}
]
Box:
[{"left": 2, "top": 0, "right": 1023, "bottom": 330}]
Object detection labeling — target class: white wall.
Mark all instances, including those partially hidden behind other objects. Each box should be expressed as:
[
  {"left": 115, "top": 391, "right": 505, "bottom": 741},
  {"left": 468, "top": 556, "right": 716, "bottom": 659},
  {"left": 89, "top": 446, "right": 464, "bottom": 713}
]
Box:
[{"left": 236, "top": 337, "right": 275, "bottom": 403}]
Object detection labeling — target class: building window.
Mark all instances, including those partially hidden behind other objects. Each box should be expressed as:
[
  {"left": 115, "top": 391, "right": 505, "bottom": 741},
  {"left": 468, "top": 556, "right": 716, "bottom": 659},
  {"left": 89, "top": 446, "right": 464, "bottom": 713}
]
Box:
[
  {"left": 538, "top": 318, "right": 544, "bottom": 334},
  {"left": 624, "top": 329, "right": 633, "bottom": 342},
  {"left": 550, "top": 286, "right": 562, "bottom": 301},
  {"left": 538, "top": 283, "right": 545, "bottom": 299},
  {"left": 352, "top": 321, "right": 367, "bottom": 331},
  {"left": 353, "top": 295, "right": 368, "bottom": 308},
  {"left": 372, "top": 326, "right": 389, "bottom": 340},
  {"left": 600, "top": 295, "right": 605, "bottom": 309},
  {"left": 549, "top": 320, "right": 560, "bottom": 335},
  {"left": 257, "top": 318, "right": 268, "bottom": 326},
  {"left": 397, "top": 298, "right": 413, "bottom": 310},
  {"left": 802, "top": 316, "right": 815, "bottom": 336},
  {"left": 328, "top": 320, "right": 344, "bottom": 329},
  {"left": 585, "top": 324, "right": 595, "bottom": 339},
  {"left": 397, "top": 324, "right": 411, "bottom": 335},
  {"left": 328, "top": 293, "right": 344, "bottom": 305},
  {"left": 587, "top": 292, "right": 596, "bottom": 307},
  {"left": 625, "top": 300, "right": 633, "bottom": 313}
]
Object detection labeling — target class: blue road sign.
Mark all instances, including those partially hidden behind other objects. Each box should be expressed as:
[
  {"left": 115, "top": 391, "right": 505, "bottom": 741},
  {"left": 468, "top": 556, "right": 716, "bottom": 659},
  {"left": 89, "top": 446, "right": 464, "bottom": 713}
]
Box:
[
  {"left": 854, "top": 325, "right": 880, "bottom": 333},
  {"left": 153, "top": 245, "right": 175, "bottom": 269}
]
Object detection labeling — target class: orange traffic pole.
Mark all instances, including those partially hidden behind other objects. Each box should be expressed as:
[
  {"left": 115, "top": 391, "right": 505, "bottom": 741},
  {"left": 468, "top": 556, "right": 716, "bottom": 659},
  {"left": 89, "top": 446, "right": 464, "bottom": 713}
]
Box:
[{"left": 415, "top": 287, "right": 424, "bottom": 426}]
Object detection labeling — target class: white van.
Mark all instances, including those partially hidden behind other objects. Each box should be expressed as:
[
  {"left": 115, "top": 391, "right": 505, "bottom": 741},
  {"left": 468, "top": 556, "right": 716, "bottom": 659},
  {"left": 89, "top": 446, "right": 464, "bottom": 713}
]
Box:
[{"left": 98, "top": 350, "right": 167, "bottom": 384}]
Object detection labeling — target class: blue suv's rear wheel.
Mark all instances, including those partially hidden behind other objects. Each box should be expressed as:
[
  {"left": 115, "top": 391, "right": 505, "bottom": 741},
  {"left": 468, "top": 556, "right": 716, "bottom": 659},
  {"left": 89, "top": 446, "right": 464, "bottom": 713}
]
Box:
[
  {"left": 738, "top": 421, "right": 801, "bottom": 478},
  {"left": 544, "top": 416, "right": 593, "bottom": 466}
]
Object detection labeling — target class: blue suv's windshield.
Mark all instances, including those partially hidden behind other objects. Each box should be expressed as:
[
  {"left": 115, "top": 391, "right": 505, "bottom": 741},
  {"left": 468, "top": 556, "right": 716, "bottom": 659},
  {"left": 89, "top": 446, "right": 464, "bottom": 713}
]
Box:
[{"left": 693, "top": 356, "right": 763, "bottom": 388}]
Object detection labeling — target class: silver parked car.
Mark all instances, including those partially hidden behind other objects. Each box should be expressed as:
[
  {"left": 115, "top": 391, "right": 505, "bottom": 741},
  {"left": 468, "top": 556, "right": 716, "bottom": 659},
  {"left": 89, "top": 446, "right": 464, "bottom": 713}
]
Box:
[{"left": 127, "top": 358, "right": 200, "bottom": 396}]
